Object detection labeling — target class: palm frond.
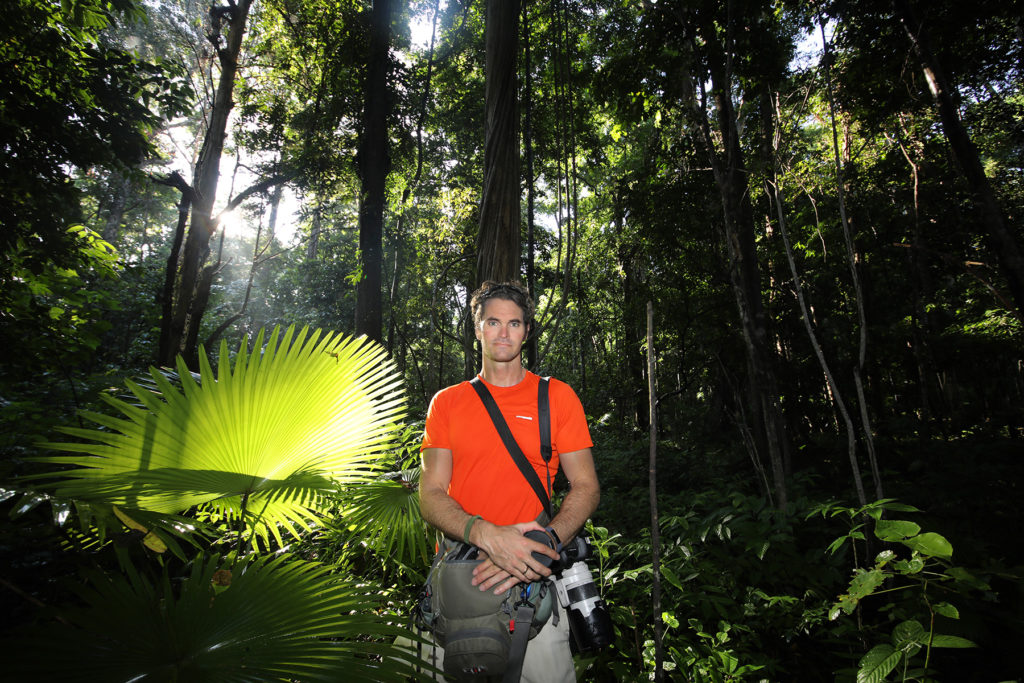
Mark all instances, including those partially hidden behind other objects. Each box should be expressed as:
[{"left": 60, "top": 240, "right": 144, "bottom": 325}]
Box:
[
  {"left": 32, "top": 326, "right": 406, "bottom": 543},
  {"left": 341, "top": 467, "right": 433, "bottom": 567},
  {"left": 5, "top": 552, "right": 430, "bottom": 682}
]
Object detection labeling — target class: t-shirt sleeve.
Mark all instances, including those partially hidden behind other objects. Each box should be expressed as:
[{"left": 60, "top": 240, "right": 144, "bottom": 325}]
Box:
[
  {"left": 552, "top": 380, "right": 593, "bottom": 454},
  {"left": 421, "top": 389, "right": 451, "bottom": 451}
]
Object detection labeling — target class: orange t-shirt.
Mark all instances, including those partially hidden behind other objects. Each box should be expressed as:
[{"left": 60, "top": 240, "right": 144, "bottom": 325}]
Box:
[{"left": 421, "top": 372, "right": 592, "bottom": 526}]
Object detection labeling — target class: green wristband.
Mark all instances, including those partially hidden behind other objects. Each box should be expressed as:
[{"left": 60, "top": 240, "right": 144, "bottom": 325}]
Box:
[{"left": 463, "top": 514, "right": 483, "bottom": 545}]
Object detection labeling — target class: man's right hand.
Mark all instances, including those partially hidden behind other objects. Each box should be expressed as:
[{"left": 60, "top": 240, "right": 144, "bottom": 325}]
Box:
[{"left": 470, "top": 521, "right": 560, "bottom": 594}]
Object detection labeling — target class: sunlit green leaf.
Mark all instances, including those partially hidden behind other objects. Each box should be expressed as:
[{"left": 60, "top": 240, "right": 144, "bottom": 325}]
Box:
[
  {"left": 902, "top": 532, "right": 953, "bottom": 559},
  {"left": 32, "top": 326, "right": 406, "bottom": 545}
]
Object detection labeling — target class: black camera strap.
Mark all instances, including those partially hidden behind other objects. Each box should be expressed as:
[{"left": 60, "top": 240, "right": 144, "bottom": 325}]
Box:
[{"left": 469, "top": 376, "right": 553, "bottom": 520}]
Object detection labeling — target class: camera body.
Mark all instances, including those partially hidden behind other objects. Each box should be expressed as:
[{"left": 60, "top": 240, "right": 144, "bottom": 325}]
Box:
[{"left": 524, "top": 530, "right": 613, "bottom": 653}]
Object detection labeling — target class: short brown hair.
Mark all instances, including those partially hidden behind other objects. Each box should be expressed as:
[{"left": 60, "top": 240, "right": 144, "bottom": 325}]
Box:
[{"left": 470, "top": 281, "right": 534, "bottom": 329}]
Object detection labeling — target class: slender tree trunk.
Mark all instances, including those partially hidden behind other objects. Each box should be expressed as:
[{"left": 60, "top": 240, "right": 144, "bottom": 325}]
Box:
[
  {"left": 475, "top": 0, "right": 520, "bottom": 285},
  {"left": 387, "top": 0, "right": 439, "bottom": 356},
  {"left": 204, "top": 194, "right": 274, "bottom": 349},
  {"left": 266, "top": 183, "right": 283, "bottom": 243},
  {"left": 614, "top": 189, "right": 648, "bottom": 432},
  {"left": 893, "top": 126, "right": 936, "bottom": 440},
  {"left": 101, "top": 172, "right": 131, "bottom": 243},
  {"left": 158, "top": 0, "right": 254, "bottom": 369},
  {"left": 307, "top": 204, "right": 321, "bottom": 260},
  {"left": 355, "top": 0, "right": 395, "bottom": 343},
  {"left": 646, "top": 301, "right": 664, "bottom": 682},
  {"left": 820, "top": 22, "right": 884, "bottom": 500},
  {"left": 523, "top": 0, "right": 537, "bottom": 369},
  {"left": 771, "top": 176, "right": 869, "bottom": 509},
  {"left": 894, "top": 0, "right": 1024, "bottom": 320},
  {"left": 699, "top": 34, "right": 788, "bottom": 509}
]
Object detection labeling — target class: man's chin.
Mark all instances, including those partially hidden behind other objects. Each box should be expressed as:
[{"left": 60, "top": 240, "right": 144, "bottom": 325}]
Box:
[{"left": 485, "top": 350, "right": 523, "bottom": 363}]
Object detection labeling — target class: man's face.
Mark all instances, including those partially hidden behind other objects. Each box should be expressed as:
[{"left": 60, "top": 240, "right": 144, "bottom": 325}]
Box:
[{"left": 475, "top": 298, "right": 528, "bottom": 363}]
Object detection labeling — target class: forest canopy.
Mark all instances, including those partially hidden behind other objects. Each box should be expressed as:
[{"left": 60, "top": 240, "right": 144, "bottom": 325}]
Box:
[{"left": 1, "top": 0, "right": 1022, "bottom": 680}]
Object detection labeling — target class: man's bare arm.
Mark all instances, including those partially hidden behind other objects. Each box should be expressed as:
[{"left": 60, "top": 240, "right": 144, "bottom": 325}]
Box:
[
  {"left": 419, "top": 447, "right": 468, "bottom": 539},
  {"left": 547, "top": 447, "right": 601, "bottom": 544}
]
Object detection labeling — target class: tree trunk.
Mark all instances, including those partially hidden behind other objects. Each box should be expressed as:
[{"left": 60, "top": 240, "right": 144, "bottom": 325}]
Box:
[
  {"left": 699, "top": 26, "right": 788, "bottom": 510},
  {"left": 475, "top": 0, "right": 520, "bottom": 286},
  {"left": 101, "top": 171, "right": 131, "bottom": 244},
  {"left": 819, "top": 22, "right": 883, "bottom": 501},
  {"left": 614, "top": 189, "right": 648, "bottom": 432},
  {"left": 646, "top": 301, "right": 664, "bottom": 682},
  {"left": 523, "top": 0, "right": 537, "bottom": 369},
  {"left": 894, "top": 0, "right": 1024, "bottom": 320},
  {"left": 307, "top": 204, "right": 321, "bottom": 260},
  {"left": 158, "top": 0, "right": 254, "bottom": 369},
  {"left": 355, "top": 0, "right": 395, "bottom": 343}
]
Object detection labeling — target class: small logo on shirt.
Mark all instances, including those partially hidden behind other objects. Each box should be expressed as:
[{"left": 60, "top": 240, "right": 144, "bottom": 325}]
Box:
[{"left": 515, "top": 415, "right": 533, "bottom": 421}]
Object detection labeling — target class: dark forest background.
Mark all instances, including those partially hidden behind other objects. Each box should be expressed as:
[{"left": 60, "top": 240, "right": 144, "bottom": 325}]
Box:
[{"left": 1, "top": 0, "right": 1022, "bottom": 680}]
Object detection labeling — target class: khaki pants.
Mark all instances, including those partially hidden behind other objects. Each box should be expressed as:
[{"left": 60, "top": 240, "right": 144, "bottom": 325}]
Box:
[{"left": 408, "top": 610, "right": 575, "bottom": 683}]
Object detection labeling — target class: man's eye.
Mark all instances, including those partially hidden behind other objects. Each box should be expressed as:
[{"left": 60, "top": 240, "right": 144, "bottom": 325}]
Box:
[{"left": 510, "top": 322, "right": 520, "bottom": 327}]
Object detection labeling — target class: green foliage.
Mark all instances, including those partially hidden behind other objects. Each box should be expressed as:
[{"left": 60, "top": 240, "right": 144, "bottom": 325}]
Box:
[
  {"left": 4, "top": 552, "right": 425, "bottom": 682},
  {"left": 3, "top": 0, "right": 1024, "bottom": 680},
  {"left": 585, "top": 484, "right": 845, "bottom": 681},
  {"left": 819, "top": 500, "right": 984, "bottom": 682},
  {"left": 578, "top": 478, "right": 1011, "bottom": 682},
  {"left": 32, "top": 326, "right": 406, "bottom": 546},
  {"left": 3, "top": 328, "right": 427, "bottom": 679},
  {"left": 335, "top": 422, "right": 433, "bottom": 572},
  {"left": 0, "top": 226, "right": 121, "bottom": 379},
  {"left": 0, "top": 0, "right": 191, "bottom": 281}
]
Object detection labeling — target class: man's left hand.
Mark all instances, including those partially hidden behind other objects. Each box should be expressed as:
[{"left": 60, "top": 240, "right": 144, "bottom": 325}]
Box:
[{"left": 471, "top": 521, "right": 556, "bottom": 593}]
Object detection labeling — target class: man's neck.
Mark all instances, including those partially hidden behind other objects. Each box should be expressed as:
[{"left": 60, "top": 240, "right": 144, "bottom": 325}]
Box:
[{"left": 478, "top": 359, "right": 527, "bottom": 387}]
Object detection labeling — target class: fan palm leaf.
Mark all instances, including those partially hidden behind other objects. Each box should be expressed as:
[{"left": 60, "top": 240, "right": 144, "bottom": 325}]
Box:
[
  {"left": 5, "top": 552, "right": 430, "bottom": 682},
  {"left": 33, "top": 326, "right": 405, "bottom": 543},
  {"left": 340, "top": 466, "right": 433, "bottom": 567}
]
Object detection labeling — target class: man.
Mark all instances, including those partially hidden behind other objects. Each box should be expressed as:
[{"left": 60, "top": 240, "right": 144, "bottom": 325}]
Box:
[{"left": 420, "top": 281, "right": 600, "bottom": 682}]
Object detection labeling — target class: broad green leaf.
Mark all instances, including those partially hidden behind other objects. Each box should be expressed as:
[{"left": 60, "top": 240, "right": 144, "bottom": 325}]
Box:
[
  {"left": 932, "top": 602, "right": 960, "bottom": 619},
  {"left": 339, "top": 469, "right": 431, "bottom": 567},
  {"left": 902, "top": 532, "right": 953, "bottom": 559},
  {"left": 111, "top": 506, "right": 168, "bottom": 553},
  {"left": 874, "top": 519, "right": 920, "bottom": 541},
  {"left": 930, "top": 634, "right": 977, "bottom": 648},
  {"left": 717, "top": 651, "right": 738, "bottom": 673},
  {"left": 946, "top": 566, "right": 990, "bottom": 590},
  {"left": 894, "top": 558, "right": 925, "bottom": 574},
  {"left": 661, "top": 564, "right": 685, "bottom": 591},
  {"left": 31, "top": 326, "right": 406, "bottom": 545},
  {"left": 827, "top": 535, "right": 848, "bottom": 555},
  {"left": 880, "top": 502, "right": 921, "bottom": 513},
  {"left": 857, "top": 644, "right": 902, "bottom": 683},
  {"left": 892, "top": 620, "right": 926, "bottom": 652}
]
